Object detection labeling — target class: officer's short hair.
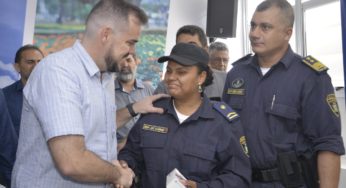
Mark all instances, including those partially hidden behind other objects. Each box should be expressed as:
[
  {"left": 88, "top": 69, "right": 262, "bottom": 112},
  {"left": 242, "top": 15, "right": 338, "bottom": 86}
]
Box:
[
  {"left": 15, "top": 45, "right": 44, "bottom": 64},
  {"left": 256, "top": 0, "right": 294, "bottom": 28},
  {"left": 176, "top": 25, "right": 208, "bottom": 48},
  {"left": 209, "top": 42, "right": 229, "bottom": 53}
]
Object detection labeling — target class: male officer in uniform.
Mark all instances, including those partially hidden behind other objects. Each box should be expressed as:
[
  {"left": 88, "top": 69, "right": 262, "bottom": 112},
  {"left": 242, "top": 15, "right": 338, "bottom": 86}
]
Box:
[{"left": 222, "top": 0, "right": 345, "bottom": 187}]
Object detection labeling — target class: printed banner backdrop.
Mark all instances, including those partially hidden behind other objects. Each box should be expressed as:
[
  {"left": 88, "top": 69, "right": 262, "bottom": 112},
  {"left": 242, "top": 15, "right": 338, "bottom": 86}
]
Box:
[
  {"left": 0, "top": 0, "right": 28, "bottom": 88},
  {"left": 342, "top": 0, "right": 346, "bottom": 89}
]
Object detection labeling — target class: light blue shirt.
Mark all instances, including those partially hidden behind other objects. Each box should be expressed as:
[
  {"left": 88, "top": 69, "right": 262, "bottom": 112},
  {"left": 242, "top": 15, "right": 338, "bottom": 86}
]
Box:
[{"left": 12, "top": 41, "right": 117, "bottom": 188}]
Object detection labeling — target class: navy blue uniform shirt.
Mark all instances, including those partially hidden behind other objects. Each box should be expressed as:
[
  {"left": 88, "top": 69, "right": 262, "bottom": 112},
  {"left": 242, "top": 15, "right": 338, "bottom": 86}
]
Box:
[
  {"left": 0, "top": 89, "right": 18, "bottom": 187},
  {"left": 3, "top": 80, "right": 24, "bottom": 136},
  {"left": 118, "top": 97, "right": 251, "bottom": 188},
  {"left": 223, "top": 47, "right": 345, "bottom": 171}
]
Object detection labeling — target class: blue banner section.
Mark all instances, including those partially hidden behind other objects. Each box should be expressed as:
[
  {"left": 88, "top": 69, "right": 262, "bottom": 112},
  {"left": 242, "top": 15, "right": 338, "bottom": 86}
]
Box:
[
  {"left": 342, "top": 0, "right": 346, "bottom": 89},
  {"left": 0, "top": 0, "right": 27, "bottom": 88}
]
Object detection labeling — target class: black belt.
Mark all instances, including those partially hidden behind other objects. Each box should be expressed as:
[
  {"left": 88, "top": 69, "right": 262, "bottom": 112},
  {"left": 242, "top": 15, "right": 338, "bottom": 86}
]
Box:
[{"left": 252, "top": 167, "right": 281, "bottom": 182}]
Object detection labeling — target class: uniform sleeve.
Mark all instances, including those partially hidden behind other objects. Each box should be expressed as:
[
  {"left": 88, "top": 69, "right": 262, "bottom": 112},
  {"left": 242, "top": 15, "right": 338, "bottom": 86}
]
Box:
[
  {"left": 197, "top": 120, "right": 251, "bottom": 188},
  {"left": 0, "top": 90, "right": 18, "bottom": 187},
  {"left": 302, "top": 73, "right": 345, "bottom": 155},
  {"left": 118, "top": 119, "right": 144, "bottom": 175}
]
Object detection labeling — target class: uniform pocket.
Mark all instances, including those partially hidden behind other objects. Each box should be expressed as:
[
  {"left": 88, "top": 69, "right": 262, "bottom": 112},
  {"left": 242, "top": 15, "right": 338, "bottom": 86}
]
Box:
[
  {"left": 182, "top": 142, "right": 216, "bottom": 178},
  {"left": 265, "top": 102, "right": 300, "bottom": 120},
  {"left": 140, "top": 133, "right": 167, "bottom": 170},
  {"left": 264, "top": 102, "right": 300, "bottom": 148}
]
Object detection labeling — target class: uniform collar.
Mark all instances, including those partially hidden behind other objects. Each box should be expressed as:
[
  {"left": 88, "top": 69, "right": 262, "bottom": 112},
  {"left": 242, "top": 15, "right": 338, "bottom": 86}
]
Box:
[
  {"left": 279, "top": 46, "right": 296, "bottom": 69},
  {"left": 249, "top": 45, "right": 295, "bottom": 69},
  {"left": 162, "top": 96, "right": 215, "bottom": 122}
]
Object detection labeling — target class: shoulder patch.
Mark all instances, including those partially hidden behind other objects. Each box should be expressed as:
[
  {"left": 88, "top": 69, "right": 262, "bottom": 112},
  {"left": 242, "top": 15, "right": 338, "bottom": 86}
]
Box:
[
  {"left": 302, "top": 55, "right": 328, "bottom": 73},
  {"left": 232, "top": 53, "right": 252, "bottom": 66},
  {"left": 213, "top": 101, "right": 239, "bottom": 122}
]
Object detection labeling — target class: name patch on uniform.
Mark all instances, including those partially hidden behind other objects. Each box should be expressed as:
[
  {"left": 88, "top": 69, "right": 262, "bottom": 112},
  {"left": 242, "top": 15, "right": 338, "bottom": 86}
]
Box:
[
  {"left": 302, "top": 55, "right": 328, "bottom": 73},
  {"left": 326, "top": 94, "right": 340, "bottom": 117},
  {"left": 227, "top": 88, "right": 245, "bottom": 95},
  {"left": 142, "top": 124, "right": 168, "bottom": 133},
  {"left": 240, "top": 136, "right": 249, "bottom": 157}
]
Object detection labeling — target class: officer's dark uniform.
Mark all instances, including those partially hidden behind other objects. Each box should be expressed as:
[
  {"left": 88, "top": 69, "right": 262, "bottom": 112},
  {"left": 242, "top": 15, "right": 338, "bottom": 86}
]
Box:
[
  {"left": 222, "top": 47, "right": 345, "bottom": 187},
  {"left": 0, "top": 90, "right": 18, "bottom": 187},
  {"left": 118, "top": 97, "right": 251, "bottom": 188}
]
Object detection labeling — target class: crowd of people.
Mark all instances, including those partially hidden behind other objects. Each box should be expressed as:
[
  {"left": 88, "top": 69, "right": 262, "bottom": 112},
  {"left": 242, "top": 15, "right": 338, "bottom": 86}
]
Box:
[{"left": 0, "top": 0, "right": 345, "bottom": 188}]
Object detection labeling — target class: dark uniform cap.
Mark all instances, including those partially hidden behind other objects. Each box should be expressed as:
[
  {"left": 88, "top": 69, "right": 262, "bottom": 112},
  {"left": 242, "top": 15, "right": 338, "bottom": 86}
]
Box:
[{"left": 158, "top": 43, "right": 209, "bottom": 66}]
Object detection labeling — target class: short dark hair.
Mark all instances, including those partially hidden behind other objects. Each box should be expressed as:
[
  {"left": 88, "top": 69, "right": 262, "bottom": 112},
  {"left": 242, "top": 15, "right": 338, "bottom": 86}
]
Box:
[
  {"left": 256, "top": 0, "right": 294, "bottom": 27},
  {"left": 86, "top": 0, "right": 148, "bottom": 33},
  {"left": 209, "top": 41, "right": 229, "bottom": 53},
  {"left": 15, "top": 44, "right": 44, "bottom": 63},
  {"left": 176, "top": 25, "right": 208, "bottom": 48}
]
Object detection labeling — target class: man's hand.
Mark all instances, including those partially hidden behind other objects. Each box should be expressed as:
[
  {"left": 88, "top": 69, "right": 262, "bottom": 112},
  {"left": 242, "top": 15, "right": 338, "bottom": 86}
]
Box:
[
  {"left": 132, "top": 94, "right": 169, "bottom": 114},
  {"left": 116, "top": 93, "right": 169, "bottom": 129},
  {"left": 112, "top": 160, "right": 134, "bottom": 188}
]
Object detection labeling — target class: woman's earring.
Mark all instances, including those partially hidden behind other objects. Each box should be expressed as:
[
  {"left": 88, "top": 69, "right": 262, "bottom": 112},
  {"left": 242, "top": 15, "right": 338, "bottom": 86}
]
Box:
[{"left": 198, "top": 83, "right": 203, "bottom": 93}]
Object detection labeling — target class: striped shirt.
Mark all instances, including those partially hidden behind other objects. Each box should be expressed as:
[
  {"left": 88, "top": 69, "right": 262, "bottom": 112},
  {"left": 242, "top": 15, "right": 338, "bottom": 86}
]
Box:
[
  {"left": 115, "top": 79, "right": 154, "bottom": 140},
  {"left": 12, "top": 41, "right": 117, "bottom": 188}
]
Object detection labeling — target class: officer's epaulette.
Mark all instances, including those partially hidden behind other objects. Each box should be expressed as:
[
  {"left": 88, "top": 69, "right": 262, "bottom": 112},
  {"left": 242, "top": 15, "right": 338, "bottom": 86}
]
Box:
[
  {"left": 302, "top": 55, "right": 328, "bottom": 74},
  {"left": 232, "top": 53, "right": 253, "bottom": 66},
  {"left": 212, "top": 101, "right": 239, "bottom": 122}
]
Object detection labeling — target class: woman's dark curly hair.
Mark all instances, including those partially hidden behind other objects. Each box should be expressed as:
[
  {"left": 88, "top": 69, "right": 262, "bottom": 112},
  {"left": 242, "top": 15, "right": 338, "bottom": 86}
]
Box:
[{"left": 196, "top": 63, "right": 214, "bottom": 92}]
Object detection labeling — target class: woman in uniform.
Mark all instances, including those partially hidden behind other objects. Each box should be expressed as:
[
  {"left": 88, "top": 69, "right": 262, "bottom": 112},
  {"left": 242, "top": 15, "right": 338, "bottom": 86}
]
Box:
[{"left": 118, "top": 43, "right": 251, "bottom": 188}]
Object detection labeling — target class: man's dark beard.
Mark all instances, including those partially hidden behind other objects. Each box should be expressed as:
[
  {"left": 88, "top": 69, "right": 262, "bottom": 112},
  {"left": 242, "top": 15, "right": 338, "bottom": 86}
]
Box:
[
  {"left": 105, "top": 52, "right": 130, "bottom": 73},
  {"left": 105, "top": 55, "right": 119, "bottom": 73}
]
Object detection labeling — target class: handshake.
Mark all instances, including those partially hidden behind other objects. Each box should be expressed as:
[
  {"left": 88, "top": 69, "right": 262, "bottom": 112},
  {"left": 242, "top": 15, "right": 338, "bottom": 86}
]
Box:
[{"left": 112, "top": 160, "right": 135, "bottom": 188}]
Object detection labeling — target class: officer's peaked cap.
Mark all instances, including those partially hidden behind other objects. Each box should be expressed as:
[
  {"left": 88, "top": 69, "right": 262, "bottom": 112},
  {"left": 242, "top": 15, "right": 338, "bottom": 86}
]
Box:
[{"left": 158, "top": 43, "right": 209, "bottom": 66}]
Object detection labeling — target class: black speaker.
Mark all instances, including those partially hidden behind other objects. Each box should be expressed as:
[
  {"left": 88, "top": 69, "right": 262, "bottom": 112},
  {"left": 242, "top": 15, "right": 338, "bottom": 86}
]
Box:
[{"left": 206, "top": 0, "right": 238, "bottom": 38}]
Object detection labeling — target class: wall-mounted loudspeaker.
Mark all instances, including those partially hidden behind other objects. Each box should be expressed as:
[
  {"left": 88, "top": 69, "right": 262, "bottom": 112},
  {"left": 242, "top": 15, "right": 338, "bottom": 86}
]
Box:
[{"left": 206, "top": 0, "right": 238, "bottom": 38}]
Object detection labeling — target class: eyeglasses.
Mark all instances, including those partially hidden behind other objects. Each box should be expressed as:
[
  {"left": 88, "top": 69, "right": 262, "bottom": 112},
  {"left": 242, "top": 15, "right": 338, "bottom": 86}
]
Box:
[{"left": 210, "top": 57, "right": 229, "bottom": 64}]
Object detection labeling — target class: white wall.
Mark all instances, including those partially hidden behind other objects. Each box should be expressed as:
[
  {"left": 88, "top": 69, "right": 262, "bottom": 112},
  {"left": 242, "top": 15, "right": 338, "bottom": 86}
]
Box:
[{"left": 163, "top": 0, "right": 207, "bottom": 74}]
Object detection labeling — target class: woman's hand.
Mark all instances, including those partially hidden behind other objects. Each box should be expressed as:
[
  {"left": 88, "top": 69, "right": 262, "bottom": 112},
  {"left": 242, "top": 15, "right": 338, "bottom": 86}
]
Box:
[{"left": 180, "top": 179, "right": 197, "bottom": 188}]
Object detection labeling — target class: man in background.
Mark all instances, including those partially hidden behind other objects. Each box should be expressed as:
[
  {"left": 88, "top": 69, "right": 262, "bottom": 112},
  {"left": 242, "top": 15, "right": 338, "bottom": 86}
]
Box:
[
  {"left": 2, "top": 45, "right": 44, "bottom": 136},
  {"left": 209, "top": 41, "right": 229, "bottom": 72},
  {"left": 115, "top": 54, "right": 154, "bottom": 151},
  {"left": 154, "top": 25, "right": 226, "bottom": 100}
]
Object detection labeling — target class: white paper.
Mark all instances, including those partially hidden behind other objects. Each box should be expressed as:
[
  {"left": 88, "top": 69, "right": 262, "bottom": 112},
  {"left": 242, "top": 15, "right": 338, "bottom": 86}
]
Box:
[{"left": 166, "top": 168, "right": 186, "bottom": 188}]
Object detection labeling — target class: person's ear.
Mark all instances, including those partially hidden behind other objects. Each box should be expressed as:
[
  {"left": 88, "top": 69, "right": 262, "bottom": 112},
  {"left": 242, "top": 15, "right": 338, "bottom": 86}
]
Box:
[
  {"left": 13, "top": 63, "right": 20, "bottom": 73},
  {"left": 135, "top": 57, "right": 141, "bottom": 65},
  {"left": 100, "top": 27, "right": 113, "bottom": 43},
  {"left": 284, "top": 27, "right": 293, "bottom": 41},
  {"left": 198, "top": 70, "right": 207, "bottom": 85}
]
